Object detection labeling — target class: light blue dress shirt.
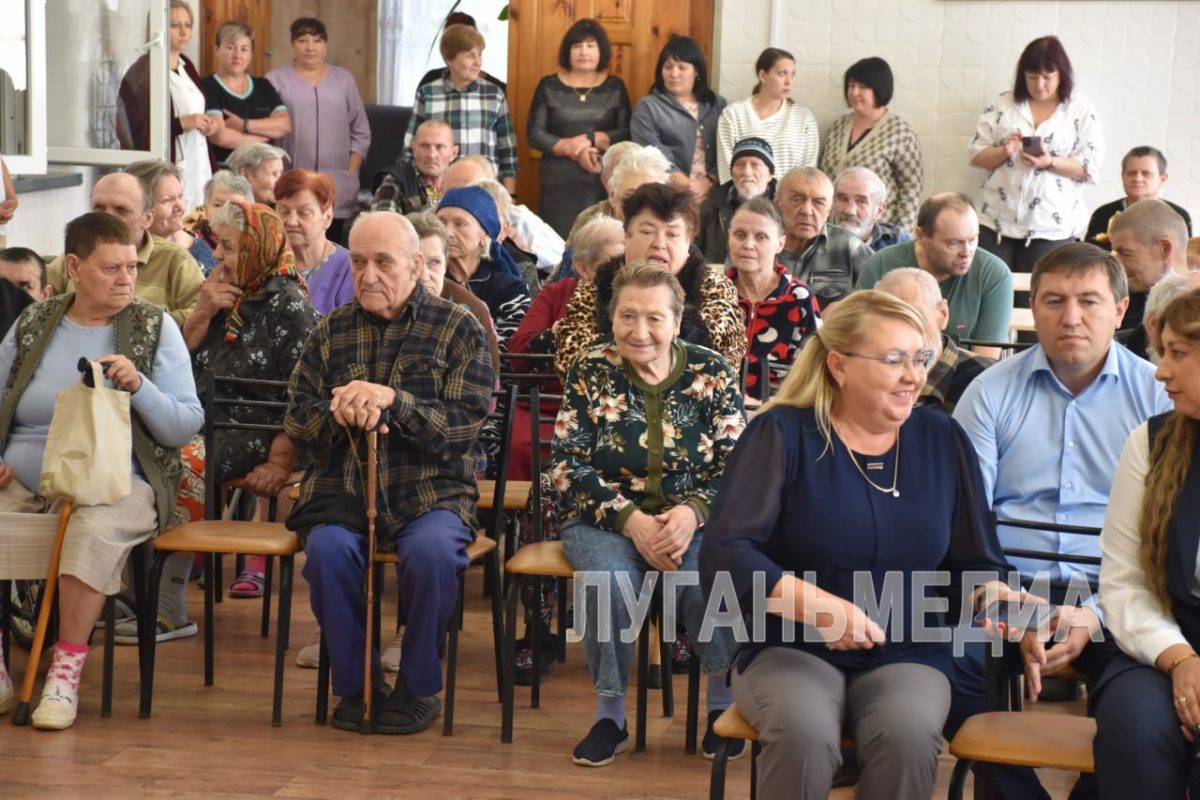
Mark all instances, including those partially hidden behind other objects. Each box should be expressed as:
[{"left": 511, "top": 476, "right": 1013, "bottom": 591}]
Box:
[{"left": 953, "top": 342, "right": 1171, "bottom": 596}]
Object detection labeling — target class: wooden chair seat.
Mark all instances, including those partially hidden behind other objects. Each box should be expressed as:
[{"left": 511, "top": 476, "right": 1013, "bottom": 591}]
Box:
[
  {"left": 505, "top": 540, "right": 573, "bottom": 578},
  {"left": 713, "top": 704, "right": 854, "bottom": 748},
  {"left": 287, "top": 485, "right": 299, "bottom": 502},
  {"left": 478, "top": 479, "right": 532, "bottom": 510},
  {"left": 153, "top": 521, "right": 302, "bottom": 556},
  {"left": 374, "top": 535, "right": 497, "bottom": 565},
  {"left": 949, "top": 711, "right": 1095, "bottom": 773}
]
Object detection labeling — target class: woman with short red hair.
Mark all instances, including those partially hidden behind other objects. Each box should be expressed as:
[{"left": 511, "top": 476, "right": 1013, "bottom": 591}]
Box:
[{"left": 274, "top": 168, "right": 353, "bottom": 314}]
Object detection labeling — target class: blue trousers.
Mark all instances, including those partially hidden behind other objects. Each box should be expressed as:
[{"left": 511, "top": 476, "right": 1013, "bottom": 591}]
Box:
[
  {"left": 1093, "top": 661, "right": 1193, "bottom": 799},
  {"left": 301, "top": 509, "right": 473, "bottom": 698}
]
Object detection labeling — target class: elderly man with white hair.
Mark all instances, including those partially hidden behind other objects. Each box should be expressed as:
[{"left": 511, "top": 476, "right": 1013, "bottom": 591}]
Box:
[
  {"left": 832, "top": 167, "right": 912, "bottom": 251},
  {"left": 1118, "top": 269, "right": 1200, "bottom": 362},
  {"left": 286, "top": 210, "right": 494, "bottom": 735},
  {"left": 876, "top": 267, "right": 995, "bottom": 413}
]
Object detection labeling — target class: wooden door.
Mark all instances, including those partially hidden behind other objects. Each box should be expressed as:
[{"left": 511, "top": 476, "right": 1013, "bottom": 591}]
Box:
[
  {"left": 507, "top": 0, "right": 715, "bottom": 210},
  {"left": 199, "top": 0, "right": 274, "bottom": 77}
]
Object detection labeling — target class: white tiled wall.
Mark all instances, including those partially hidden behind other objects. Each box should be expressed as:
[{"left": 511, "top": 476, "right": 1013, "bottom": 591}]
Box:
[{"left": 715, "top": 0, "right": 1200, "bottom": 230}]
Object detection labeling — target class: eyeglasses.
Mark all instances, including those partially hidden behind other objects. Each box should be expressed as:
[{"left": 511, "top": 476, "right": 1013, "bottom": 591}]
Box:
[{"left": 842, "top": 349, "right": 935, "bottom": 368}]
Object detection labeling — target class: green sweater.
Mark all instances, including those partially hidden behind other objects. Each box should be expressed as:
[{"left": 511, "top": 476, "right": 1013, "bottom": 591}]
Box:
[
  {"left": 856, "top": 242, "right": 1014, "bottom": 343},
  {"left": 552, "top": 340, "right": 745, "bottom": 533}
]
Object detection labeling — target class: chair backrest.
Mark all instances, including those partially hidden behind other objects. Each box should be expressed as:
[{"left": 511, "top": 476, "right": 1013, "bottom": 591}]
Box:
[
  {"left": 202, "top": 374, "right": 291, "bottom": 521},
  {"left": 477, "top": 385, "right": 519, "bottom": 542},
  {"left": 360, "top": 104, "right": 414, "bottom": 193},
  {"left": 529, "top": 385, "right": 564, "bottom": 543},
  {"left": 960, "top": 338, "right": 1036, "bottom": 359}
]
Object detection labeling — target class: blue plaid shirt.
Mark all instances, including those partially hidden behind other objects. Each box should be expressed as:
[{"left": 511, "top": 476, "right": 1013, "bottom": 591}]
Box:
[{"left": 869, "top": 221, "right": 912, "bottom": 252}]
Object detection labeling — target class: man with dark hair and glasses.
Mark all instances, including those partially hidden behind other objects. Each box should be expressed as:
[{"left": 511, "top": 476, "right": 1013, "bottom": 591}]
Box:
[{"left": 948, "top": 242, "right": 1171, "bottom": 798}]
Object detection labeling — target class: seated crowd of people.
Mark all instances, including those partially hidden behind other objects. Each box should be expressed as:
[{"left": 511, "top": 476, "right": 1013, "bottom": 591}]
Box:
[{"left": 2, "top": 13, "right": 1200, "bottom": 800}]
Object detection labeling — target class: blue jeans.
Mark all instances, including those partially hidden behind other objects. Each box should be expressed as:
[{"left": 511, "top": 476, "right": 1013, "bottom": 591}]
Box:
[
  {"left": 301, "top": 509, "right": 473, "bottom": 698},
  {"left": 561, "top": 521, "right": 734, "bottom": 697}
]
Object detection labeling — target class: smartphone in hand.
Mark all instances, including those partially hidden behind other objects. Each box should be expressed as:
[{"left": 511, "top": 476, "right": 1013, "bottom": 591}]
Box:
[
  {"left": 974, "top": 599, "right": 1057, "bottom": 631},
  {"left": 1021, "top": 136, "right": 1045, "bottom": 157}
]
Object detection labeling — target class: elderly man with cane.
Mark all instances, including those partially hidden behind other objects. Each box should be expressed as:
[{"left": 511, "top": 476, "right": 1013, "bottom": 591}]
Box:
[{"left": 285, "top": 211, "right": 493, "bottom": 734}]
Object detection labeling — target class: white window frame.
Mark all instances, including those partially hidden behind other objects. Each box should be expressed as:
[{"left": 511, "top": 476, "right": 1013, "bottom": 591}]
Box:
[
  {"left": 46, "top": 0, "right": 170, "bottom": 167},
  {"left": 2, "top": 0, "right": 47, "bottom": 175}
]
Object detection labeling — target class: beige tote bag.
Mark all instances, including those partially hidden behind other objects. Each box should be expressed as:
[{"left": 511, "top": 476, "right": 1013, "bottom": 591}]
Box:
[{"left": 39, "top": 359, "right": 132, "bottom": 504}]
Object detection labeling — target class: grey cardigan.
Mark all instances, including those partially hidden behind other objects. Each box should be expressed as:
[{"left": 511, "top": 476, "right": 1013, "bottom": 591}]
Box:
[{"left": 630, "top": 87, "right": 727, "bottom": 177}]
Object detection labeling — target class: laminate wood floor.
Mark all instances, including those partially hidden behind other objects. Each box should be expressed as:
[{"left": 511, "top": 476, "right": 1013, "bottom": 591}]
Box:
[{"left": 1, "top": 557, "right": 1083, "bottom": 798}]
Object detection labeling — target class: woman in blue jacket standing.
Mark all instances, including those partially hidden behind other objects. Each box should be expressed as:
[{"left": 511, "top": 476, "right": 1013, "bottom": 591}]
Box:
[{"left": 631, "top": 35, "right": 726, "bottom": 203}]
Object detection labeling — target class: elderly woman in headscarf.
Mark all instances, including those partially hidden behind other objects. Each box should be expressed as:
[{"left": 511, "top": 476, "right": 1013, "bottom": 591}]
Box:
[
  {"left": 152, "top": 200, "right": 317, "bottom": 618},
  {"left": 436, "top": 185, "right": 531, "bottom": 349}
]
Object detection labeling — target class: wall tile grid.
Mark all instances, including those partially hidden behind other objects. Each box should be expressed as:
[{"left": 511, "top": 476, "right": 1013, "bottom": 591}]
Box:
[{"left": 716, "top": 0, "right": 1200, "bottom": 231}]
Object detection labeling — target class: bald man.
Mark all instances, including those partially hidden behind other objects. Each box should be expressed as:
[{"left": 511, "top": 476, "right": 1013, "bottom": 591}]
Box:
[
  {"left": 47, "top": 172, "right": 204, "bottom": 327},
  {"left": 876, "top": 267, "right": 995, "bottom": 413},
  {"left": 286, "top": 211, "right": 493, "bottom": 736}
]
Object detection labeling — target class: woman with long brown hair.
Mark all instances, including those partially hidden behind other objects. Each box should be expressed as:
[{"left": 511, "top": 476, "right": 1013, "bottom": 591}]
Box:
[{"left": 1095, "top": 288, "right": 1200, "bottom": 797}]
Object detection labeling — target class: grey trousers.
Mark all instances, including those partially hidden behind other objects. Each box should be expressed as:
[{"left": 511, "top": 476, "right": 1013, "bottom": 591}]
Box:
[{"left": 731, "top": 647, "right": 951, "bottom": 800}]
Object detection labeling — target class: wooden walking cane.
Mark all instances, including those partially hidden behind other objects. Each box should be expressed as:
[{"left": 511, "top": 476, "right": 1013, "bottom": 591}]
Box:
[
  {"left": 359, "top": 429, "right": 378, "bottom": 735},
  {"left": 11, "top": 501, "right": 74, "bottom": 726}
]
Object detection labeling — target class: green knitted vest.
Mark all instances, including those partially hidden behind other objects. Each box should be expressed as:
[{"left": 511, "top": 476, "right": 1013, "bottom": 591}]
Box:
[{"left": 0, "top": 294, "right": 185, "bottom": 532}]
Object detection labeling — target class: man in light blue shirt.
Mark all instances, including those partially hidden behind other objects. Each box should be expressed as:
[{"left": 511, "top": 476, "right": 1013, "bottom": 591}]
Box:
[{"left": 949, "top": 242, "right": 1170, "bottom": 799}]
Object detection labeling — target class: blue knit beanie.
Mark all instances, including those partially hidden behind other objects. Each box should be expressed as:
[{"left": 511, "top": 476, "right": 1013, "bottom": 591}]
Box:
[{"left": 437, "top": 186, "right": 523, "bottom": 280}]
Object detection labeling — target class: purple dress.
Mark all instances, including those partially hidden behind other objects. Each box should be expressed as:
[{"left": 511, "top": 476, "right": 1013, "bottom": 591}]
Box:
[
  {"left": 304, "top": 245, "right": 355, "bottom": 316},
  {"left": 265, "top": 65, "right": 371, "bottom": 219}
]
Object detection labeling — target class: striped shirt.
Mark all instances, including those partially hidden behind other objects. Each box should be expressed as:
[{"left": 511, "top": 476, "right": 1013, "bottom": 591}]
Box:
[
  {"left": 403, "top": 77, "right": 518, "bottom": 179},
  {"left": 716, "top": 98, "right": 820, "bottom": 185},
  {"left": 284, "top": 284, "right": 494, "bottom": 548}
]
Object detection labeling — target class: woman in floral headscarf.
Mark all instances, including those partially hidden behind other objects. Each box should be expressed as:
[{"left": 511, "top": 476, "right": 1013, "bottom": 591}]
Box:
[{"left": 159, "top": 200, "right": 317, "bottom": 615}]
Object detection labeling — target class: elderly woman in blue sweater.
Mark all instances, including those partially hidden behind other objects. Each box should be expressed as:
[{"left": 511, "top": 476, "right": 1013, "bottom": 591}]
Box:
[{"left": 0, "top": 212, "right": 203, "bottom": 731}]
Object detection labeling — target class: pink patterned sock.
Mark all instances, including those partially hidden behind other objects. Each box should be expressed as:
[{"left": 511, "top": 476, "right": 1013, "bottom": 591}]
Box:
[{"left": 44, "top": 641, "right": 89, "bottom": 693}]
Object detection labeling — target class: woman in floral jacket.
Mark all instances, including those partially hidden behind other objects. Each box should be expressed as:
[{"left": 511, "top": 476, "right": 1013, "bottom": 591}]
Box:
[{"left": 553, "top": 262, "right": 745, "bottom": 767}]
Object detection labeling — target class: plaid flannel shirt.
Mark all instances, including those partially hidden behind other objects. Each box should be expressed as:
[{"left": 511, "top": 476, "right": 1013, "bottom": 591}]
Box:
[
  {"left": 403, "top": 77, "right": 518, "bottom": 179},
  {"left": 285, "top": 285, "right": 494, "bottom": 549},
  {"left": 918, "top": 335, "right": 995, "bottom": 414}
]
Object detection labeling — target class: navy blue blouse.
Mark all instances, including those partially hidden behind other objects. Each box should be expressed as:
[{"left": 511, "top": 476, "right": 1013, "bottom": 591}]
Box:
[{"left": 700, "top": 405, "right": 1011, "bottom": 680}]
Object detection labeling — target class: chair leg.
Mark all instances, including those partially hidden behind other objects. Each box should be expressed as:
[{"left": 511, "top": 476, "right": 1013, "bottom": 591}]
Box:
[
  {"left": 659, "top": 613, "right": 674, "bottom": 719},
  {"left": 260, "top": 555, "right": 274, "bottom": 639},
  {"left": 101, "top": 595, "right": 115, "bottom": 718},
  {"left": 488, "top": 549, "right": 504, "bottom": 705},
  {"left": 709, "top": 738, "right": 731, "bottom": 800},
  {"left": 130, "top": 546, "right": 150, "bottom": 702},
  {"left": 636, "top": 613, "right": 649, "bottom": 752},
  {"left": 0, "top": 580, "right": 10, "bottom": 672},
  {"left": 204, "top": 553, "right": 215, "bottom": 686},
  {"left": 750, "top": 742, "right": 759, "bottom": 800},
  {"left": 556, "top": 578, "right": 568, "bottom": 663},
  {"left": 271, "top": 556, "right": 293, "bottom": 727},
  {"left": 315, "top": 632, "right": 330, "bottom": 725},
  {"left": 501, "top": 575, "right": 519, "bottom": 743},
  {"left": 685, "top": 652, "right": 701, "bottom": 754},
  {"left": 443, "top": 580, "right": 464, "bottom": 736},
  {"left": 530, "top": 578, "right": 541, "bottom": 710},
  {"left": 140, "top": 551, "right": 171, "bottom": 718},
  {"left": 213, "top": 554, "right": 223, "bottom": 604},
  {"left": 948, "top": 758, "right": 973, "bottom": 800}
]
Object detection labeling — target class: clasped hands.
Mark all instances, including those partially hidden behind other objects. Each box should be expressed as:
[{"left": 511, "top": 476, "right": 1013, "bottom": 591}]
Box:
[
  {"left": 622, "top": 506, "right": 699, "bottom": 573},
  {"left": 330, "top": 380, "right": 396, "bottom": 434},
  {"left": 556, "top": 134, "right": 601, "bottom": 174}
]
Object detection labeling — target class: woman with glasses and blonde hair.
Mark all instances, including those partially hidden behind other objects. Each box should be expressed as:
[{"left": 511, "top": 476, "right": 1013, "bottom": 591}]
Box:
[{"left": 700, "top": 290, "right": 1016, "bottom": 800}]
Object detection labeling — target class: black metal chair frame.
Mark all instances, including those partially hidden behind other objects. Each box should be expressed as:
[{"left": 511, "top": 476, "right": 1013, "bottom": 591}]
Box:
[
  {"left": 139, "top": 373, "right": 298, "bottom": 726},
  {"left": 948, "top": 514, "right": 1101, "bottom": 800}
]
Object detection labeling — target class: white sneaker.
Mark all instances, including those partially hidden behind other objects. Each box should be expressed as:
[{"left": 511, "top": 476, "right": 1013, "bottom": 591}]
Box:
[
  {"left": 0, "top": 670, "right": 13, "bottom": 715},
  {"left": 295, "top": 630, "right": 322, "bottom": 668},
  {"left": 31, "top": 683, "right": 78, "bottom": 730},
  {"left": 382, "top": 633, "right": 403, "bottom": 673}
]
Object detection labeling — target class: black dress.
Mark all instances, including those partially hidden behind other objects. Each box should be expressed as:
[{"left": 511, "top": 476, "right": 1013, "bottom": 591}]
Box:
[{"left": 526, "top": 74, "right": 630, "bottom": 238}]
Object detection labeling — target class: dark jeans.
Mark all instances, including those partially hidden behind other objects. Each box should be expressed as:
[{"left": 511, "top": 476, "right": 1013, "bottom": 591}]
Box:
[{"left": 978, "top": 226, "right": 1075, "bottom": 273}]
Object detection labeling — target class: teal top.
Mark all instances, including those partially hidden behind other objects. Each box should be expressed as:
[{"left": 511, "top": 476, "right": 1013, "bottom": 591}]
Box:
[{"left": 856, "top": 241, "right": 1014, "bottom": 343}]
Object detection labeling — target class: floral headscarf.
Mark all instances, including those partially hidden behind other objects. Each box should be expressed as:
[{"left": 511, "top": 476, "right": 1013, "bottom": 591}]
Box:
[{"left": 221, "top": 199, "right": 306, "bottom": 342}]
